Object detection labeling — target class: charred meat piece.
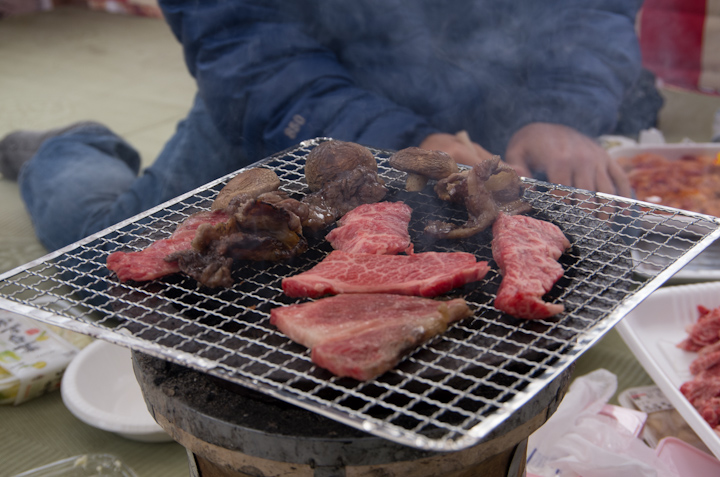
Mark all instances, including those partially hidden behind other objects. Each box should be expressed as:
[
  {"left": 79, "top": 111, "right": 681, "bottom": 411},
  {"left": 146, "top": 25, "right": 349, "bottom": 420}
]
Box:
[
  {"left": 426, "top": 156, "right": 530, "bottom": 239},
  {"left": 326, "top": 201, "right": 413, "bottom": 255},
  {"left": 106, "top": 209, "right": 230, "bottom": 283},
  {"left": 491, "top": 213, "right": 571, "bottom": 320},
  {"left": 270, "top": 294, "right": 472, "bottom": 380},
  {"left": 389, "top": 147, "right": 458, "bottom": 191},
  {"left": 301, "top": 166, "right": 388, "bottom": 232},
  {"left": 107, "top": 169, "right": 301, "bottom": 287},
  {"left": 107, "top": 141, "right": 388, "bottom": 287},
  {"left": 168, "top": 193, "right": 308, "bottom": 288},
  {"left": 253, "top": 191, "right": 311, "bottom": 231},
  {"left": 298, "top": 140, "right": 387, "bottom": 232},
  {"left": 282, "top": 250, "right": 489, "bottom": 298}
]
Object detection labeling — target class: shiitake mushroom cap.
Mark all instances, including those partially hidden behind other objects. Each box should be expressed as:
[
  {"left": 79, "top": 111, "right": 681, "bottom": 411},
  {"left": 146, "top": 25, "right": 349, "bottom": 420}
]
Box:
[
  {"left": 212, "top": 168, "right": 282, "bottom": 210},
  {"left": 389, "top": 147, "right": 459, "bottom": 180},
  {"left": 305, "top": 140, "right": 378, "bottom": 192}
]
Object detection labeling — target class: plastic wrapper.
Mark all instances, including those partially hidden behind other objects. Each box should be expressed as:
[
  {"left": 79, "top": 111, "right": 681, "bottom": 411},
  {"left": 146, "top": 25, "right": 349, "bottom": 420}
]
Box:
[
  {"left": 14, "top": 453, "right": 138, "bottom": 477},
  {"left": 527, "top": 369, "right": 680, "bottom": 477}
]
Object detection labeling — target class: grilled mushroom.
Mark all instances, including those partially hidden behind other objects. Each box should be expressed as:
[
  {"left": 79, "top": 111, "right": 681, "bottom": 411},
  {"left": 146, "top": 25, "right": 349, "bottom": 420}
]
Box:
[
  {"left": 212, "top": 168, "right": 282, "bottom": 210},
  {"left": 389, "top": 147, "right": 459, "bottom": 191},
  {"left": 425, "top": 156, "right": 530, "bottom": 239},
  {"left": 305, "top": 140, "right": 379, "bottom": 192}
]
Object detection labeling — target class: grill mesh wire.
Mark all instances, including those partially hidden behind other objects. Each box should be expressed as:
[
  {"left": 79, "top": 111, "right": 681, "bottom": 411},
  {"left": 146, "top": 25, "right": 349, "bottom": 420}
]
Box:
[{"left": 2, "top": 138, "right": 720, "bottom": 451}]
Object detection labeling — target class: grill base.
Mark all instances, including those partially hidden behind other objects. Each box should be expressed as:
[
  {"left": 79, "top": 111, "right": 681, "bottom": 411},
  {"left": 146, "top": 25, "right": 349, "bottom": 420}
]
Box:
[
  {"left": 133, "top": 351, "right": 572, "bottom": 477},
  {"left": 187, "top": 444, "right": 527, "bottom": 477}
]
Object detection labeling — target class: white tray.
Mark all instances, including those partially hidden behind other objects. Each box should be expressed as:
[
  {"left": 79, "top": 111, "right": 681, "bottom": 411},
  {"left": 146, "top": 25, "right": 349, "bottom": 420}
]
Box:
[
  {"left": 630, "top": 237, "right": 720, "bottom": 284},
  {"left": 609, "top": 143, "right": 720, "bottom": 162},
  {"left": 616, "top": 282, "right": 720, "bottom": 459},
  {"left": 609, "top": 143, "right": 720, "bottom": 283}
]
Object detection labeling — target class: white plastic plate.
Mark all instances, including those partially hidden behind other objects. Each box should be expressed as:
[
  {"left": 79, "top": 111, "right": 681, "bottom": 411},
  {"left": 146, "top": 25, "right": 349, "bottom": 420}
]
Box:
[
  {"left": 61, "top": 340, "right": 172, "bottom": 442},
  {"left": 616, "top": 281, "right": 720, "bottom": 459}
]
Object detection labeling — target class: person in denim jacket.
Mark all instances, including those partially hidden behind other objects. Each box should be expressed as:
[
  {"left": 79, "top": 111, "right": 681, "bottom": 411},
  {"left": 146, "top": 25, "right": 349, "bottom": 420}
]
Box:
[{"left": 1, "top": 0, "right": 658, "bottom": 251}]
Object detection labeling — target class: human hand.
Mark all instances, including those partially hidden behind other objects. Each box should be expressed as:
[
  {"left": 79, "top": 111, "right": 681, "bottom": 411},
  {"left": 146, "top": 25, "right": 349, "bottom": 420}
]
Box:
[
  {"left": 504, "top": 123, "right": 632, "bottom": 197},
  {"left": 419, "top": 131, "right": 494, "bottom": 167}
]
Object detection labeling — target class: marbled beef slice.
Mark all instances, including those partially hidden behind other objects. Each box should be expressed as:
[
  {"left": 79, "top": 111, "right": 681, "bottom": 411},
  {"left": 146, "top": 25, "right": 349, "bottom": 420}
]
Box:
[
  {"left": 270, "top": 293, "right": 472, "bottom": 380},
  {"left": 491, "top": 213, "right": 571, "bottom": 320},
  {"left": 282, "top": 251, "right": 489, "bottom": 298},
  {"left": 326, "top": 201, "right": 412, "bottom": 255}
]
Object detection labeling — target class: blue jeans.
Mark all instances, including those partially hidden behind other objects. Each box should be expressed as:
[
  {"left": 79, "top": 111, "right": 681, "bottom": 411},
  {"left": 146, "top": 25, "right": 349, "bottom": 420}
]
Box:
[{"left": 19, "top": 95, "right": 249, "bottom": 251}]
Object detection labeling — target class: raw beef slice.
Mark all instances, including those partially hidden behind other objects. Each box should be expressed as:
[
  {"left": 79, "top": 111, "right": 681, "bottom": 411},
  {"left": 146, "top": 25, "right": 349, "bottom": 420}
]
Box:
[
  {"left": 107, "top": 209, "right": 229, "bottom": 282},
  {"left": 270, "top": 293, "right": 471, "bottom": 380},
  {"left": 677, "top": 304, "right": 720, "bottom": 432},
  {"left": 326, "top": 201, "right": 413, "bottom": 254},
  {"left": 491, "top": 213, "right": 571, "bottom": 319},
  {"left": 677, "top": 305, "right": 720, "bottom": 352},
  {"left": 282, "top": 250, "right": 490, "bottom": 298}
]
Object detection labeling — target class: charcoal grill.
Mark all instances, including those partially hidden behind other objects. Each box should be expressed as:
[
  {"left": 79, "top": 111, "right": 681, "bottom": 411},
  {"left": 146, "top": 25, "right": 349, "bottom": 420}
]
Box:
[{"left": 1, "top": 137, "right": 719, "bottom": 452}]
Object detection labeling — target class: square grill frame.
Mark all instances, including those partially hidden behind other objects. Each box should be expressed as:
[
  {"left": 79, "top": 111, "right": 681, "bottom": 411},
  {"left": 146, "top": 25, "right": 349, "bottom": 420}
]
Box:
[{"left": 1, "top": 137, "right": 720, "bottom": 451}]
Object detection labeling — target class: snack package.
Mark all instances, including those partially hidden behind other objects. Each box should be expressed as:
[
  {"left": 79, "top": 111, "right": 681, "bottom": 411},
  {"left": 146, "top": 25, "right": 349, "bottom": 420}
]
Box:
[
  {"left": 0, "top": 311, "right": 79, "bottom": 405},
  {"left": 618, "top": 385, "right": 713, "bottom": 456}
]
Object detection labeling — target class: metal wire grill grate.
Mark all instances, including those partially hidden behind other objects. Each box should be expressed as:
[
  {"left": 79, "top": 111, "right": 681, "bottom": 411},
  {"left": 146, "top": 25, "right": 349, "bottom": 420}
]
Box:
[{"left": 2, "top": 138, "right": 720, "bottom": 451}]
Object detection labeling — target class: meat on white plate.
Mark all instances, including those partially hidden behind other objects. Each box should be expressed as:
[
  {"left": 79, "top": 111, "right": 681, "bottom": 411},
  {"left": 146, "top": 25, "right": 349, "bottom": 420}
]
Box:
[
  {"left": 677, "top": 304, "right": 720, "bottom": 432},
  {"left": 678, "top": 305, "right": 720, "bottom": 352},
  {"left": 282, "top": 250, "right": 490, "bottom": 298},
  {"left": 325, "top": 201, "right": 413, "bottom": 255},
  {"left": 270, "top": 293, "right": 472, "bottom": 380},
  {"left": 491, "top": 213, "right": 571, "bottom": 320}
]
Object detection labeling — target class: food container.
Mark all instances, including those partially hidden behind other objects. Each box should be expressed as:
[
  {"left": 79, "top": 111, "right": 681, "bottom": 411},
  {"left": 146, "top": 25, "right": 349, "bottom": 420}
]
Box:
[
  {"left": 609, "top": 142, "right": 720, "bottom": 165},
  {"left": 0, "top": 310, "right": 78, "bottom": 405},
  {"left": 616, "top": 281, "right": 720, "bottom": 459},
  {"left": 608, "top": 143, "right": 720, "bottom": 283}
]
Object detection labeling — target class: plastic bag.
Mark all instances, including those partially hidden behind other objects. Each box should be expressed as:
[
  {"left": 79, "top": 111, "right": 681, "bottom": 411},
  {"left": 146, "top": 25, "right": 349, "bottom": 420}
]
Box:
[{"left": 527, "top": 369, "right": 680, "bottom": 477}]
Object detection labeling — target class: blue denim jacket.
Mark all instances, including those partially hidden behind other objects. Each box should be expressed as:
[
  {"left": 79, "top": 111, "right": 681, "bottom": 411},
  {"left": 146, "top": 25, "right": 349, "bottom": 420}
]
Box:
[{"left": 159, "top": 0, "right": 643, "bottom": 161}]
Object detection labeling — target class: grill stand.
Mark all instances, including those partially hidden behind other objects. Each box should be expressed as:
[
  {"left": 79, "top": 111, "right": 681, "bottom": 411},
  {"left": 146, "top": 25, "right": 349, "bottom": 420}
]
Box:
[{"left": 133, "top": 351, "right": 572, "bottom": 477}]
